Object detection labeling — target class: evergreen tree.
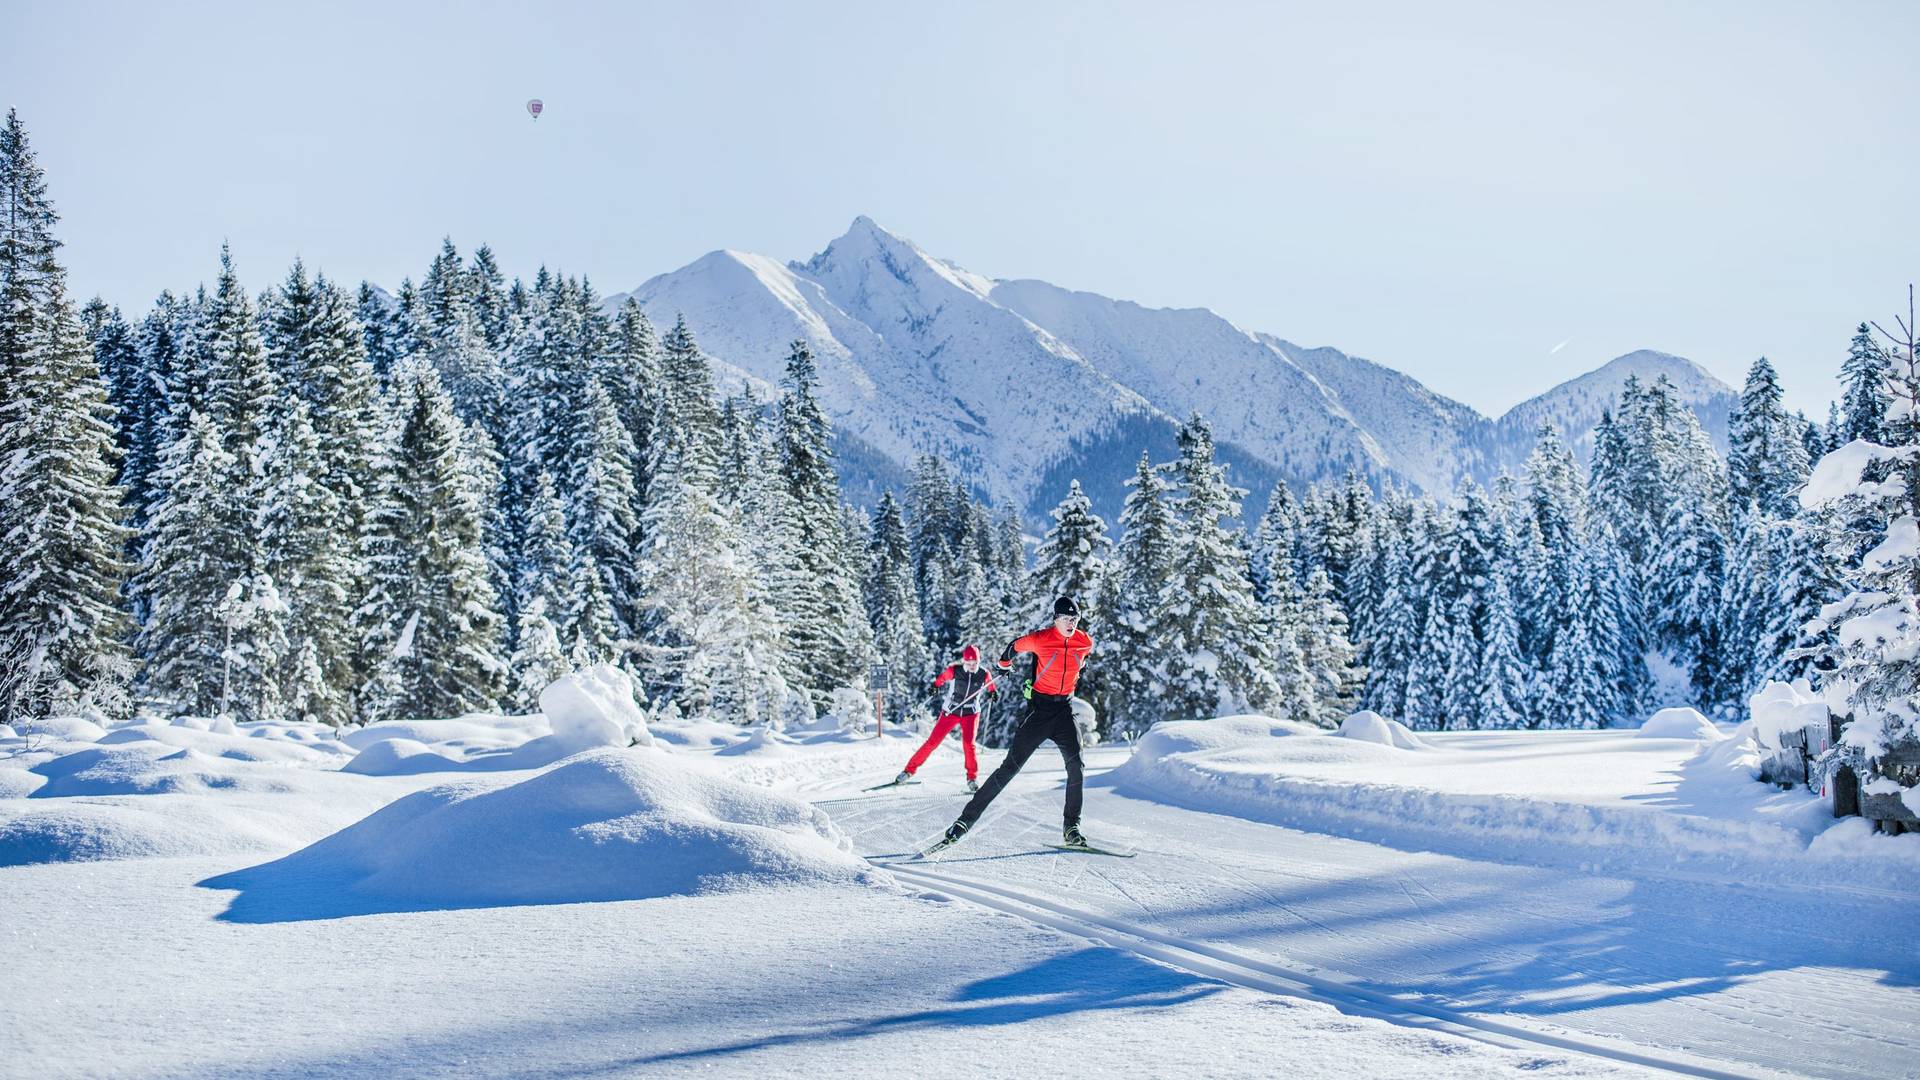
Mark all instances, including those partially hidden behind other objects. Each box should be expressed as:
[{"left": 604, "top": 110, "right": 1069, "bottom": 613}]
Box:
[
  {"left": 132, "top": 411, "right": 242, "bottom": 717},
  {"left": 468, "top": 244, "right": 511, "bottom": 352},
  {"left": 1401, "top": 587, "right": 1449, "bottom": 731},
  {"left": 513, "top": 470, "right": 577, "bottom": 671},
  {"left": 354, "top": 281, "right": 401, "bottom": 385},
  {"left": 604, "top": 299, "right": 659, "bottom": 514},
  {"left": 1361, "top": 503, "right": 1418, "bottom": 721},
  {"left": 253, "top": 395, "right": 354, "bottom": 723},
  {"left": 1521, "top": 423, "right": 1586, "bottom": 668},
  {"left": 649, "top": 315, "right": 723, "bottom": 486},
  {"left": 1537, "top": 548, "right": 1608, "bottom": 729},
  {"left": 567, "top": 378, "right": 641, "bottom": 648},
  {"left": 775, "top": 341, "right": 871, "bottom": 698},
  {"left": 507, "top": 595, "right": 569, "bottom": 713},
  {"left": 1103, "top": 453, "right": 1180, "bottom": 737},
  {"left": 1432, "top": 589, "right": 1476, "bottom": 730},
  {"left": 1728, "top": 356, "right": 1810, "bottom": 520},
  {"left": 1477, "top": 558, "right": 1530, "bottom": 728},
  {"left": 1838, "top": 323, "right": 1892, "bottom": 446},
  {"left": 1249, "top": 480, "right": 1302, "bottom": 611},
  {"left": 1161, "top": 415, "right": 1275, "bottom": 718},
  {"left": 864, "top": 492, "right": 932, "bottom": 725},
  {"left": 1296, "top": 567, "right": 1363, "bottom": 727},
  {"left": 0, "top": 112, "right": 133, "bottom": 721},
  {"left": 1029, "top": 479, "right": 1111, "bottom": 624},
  {"left": 633, "top": 458, "right": 781, "bottom": 721},
  {"left": 1802, "top": 299, "right": 1920, "bottom": 785},
  {"left": 357, "top": 359, "right": 505, "bottom": 721}
]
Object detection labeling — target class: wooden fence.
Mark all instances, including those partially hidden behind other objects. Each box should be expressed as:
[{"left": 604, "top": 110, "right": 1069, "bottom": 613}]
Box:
[{"left": 1761, "top": 714, "right": 1917, "bottom": 834}]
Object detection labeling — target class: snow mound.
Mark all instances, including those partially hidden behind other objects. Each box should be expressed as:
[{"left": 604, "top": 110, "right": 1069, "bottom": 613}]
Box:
[
  {"left": 715, "top": 726, "right": 798, "bottom": 757},
  {"left": 1636, "top": 707, "right": 1724, "bottom": 740},
  {"left": 343, "top": 667, "right": 648, "bottom": 775},
  {"left": 0, "top": 798, "right": 305, "bottom": 865},
  {"left": 1339, "top": 711, "right": 1434, "bottom": 750},
  {"left": 1112, "top": 712, "right": 1919, "bottom": 888},
  {"left": 1747, "top": 679, "right": 1829, "bottom": 749},
  {"left": 0, "top": 723, "right": 17, "bottom": 741},
  {"left": 10, "top": 715, "right": 106, "bottom": 743},
  {"left": 95, "top": 722, "right": 353, "bottom": 766},
  {"left": 340, "top": 713, "right": 548, "bottom": 753},
  {"left": 1135, "top": 715, "right": 1328, "bottom": 758},
  {"left": 204, "top": 748, "right": 873, "bottom": 918},
  {"left": 27, "top": 743, "right": 312, "bottom": 799}
]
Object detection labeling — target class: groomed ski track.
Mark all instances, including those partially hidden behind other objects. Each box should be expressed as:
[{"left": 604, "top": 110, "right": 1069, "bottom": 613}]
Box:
[
  {"left": 812, "top": 743, "right": 1919, "bottom": 1080},
  {"left": 880, "top": 859, "right": 1751, "bottom": 1079}
]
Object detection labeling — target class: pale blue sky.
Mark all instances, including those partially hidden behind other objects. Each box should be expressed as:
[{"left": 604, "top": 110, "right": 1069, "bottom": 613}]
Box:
[{"left": 7, "top": 0, "right": 1913, "bottom": 417}]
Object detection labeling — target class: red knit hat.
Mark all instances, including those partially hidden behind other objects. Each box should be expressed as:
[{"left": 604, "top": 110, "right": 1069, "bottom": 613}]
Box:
[{"left": 962, "top": 644, "right": 979, "bottom": 662}]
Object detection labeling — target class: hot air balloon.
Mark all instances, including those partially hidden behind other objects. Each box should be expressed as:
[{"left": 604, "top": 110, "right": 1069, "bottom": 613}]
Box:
[{"left": 526, "top": 98, "right": 543, "bottom": 121}]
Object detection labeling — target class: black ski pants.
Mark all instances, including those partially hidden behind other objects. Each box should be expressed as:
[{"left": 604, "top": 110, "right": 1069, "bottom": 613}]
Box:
[{"left": 956, "top": 693, "right": 1083, "bottom": 830}]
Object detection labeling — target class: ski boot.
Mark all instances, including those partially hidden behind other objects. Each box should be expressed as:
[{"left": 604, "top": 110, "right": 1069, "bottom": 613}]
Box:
[
  {"left": 966, "top": 778, "right": 979, "bottom": 793},
  {"left": 919, "top": 818, "right": 970, "bottom": 858},
  {"left": 1062, "top": 823, "right": 1089, "bottom": 849}
]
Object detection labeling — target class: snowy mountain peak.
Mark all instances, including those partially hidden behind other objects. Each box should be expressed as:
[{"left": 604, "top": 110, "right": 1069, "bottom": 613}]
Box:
[
  {"left": 615, "top": 221, "right": 1738, "bottom": 515},
  {"left": 798, "top": 216, "right": 1000, "bottom": 307}
]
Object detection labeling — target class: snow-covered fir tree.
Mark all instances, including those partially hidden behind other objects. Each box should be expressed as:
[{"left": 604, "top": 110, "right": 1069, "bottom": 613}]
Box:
[
  {"left": 0, "top": 110, "right": 134, "bottom": 721},
  {"left": 132, "top": 411, "right": 242, "bottom": 717},
  {"left": 1838, "top": 323, "right": 1893, "bottom": 447},
  {"left": 357, "top": 358, "right": 505, "bottom": 722},
  {"left": 566, "top": 378, "right": 641, "bottom": 653},
  {"left": 864, "top": 492, "right": 931, "bottom": 725},
  {"left": 1296, "top": 566, "right": 1362, "bottom": 727},
  {"left": 1098, "top": 453, "right": 1179, "bottom": 737},
  {"left": 1029, "top": 479, "right": 1111, "bottom": 624},
  {"left": 775, "top": 341, "right": 872, "bottom": 700},
  {"left": 1160, "top": 415, "right": 1276, "bottom": 719},
  {"left": 510, "top": 470, "right": 576, "bottom": 707},
  {"left": 1477, "top": 555, "right": 1530, "bottom": 728},
  {"left": 1802, "top": 294, "right": 1920, "bottom": 800}
]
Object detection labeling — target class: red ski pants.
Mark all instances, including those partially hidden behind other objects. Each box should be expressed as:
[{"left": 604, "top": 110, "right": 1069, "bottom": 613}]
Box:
[{"left": 904, "top": 713, "right": 979, "bottom": 780}]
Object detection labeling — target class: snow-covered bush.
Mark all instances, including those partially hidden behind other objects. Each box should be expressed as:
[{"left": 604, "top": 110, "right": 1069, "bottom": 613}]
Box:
[
  {"left": 1070, "top": 696, "right": 1101, "bottom": 748},
  {"left": 540, "top": 664, "right": 652, "bottom": 748},
  {"left": 823, "top": 687, "right": 874, "bottom": 735}
]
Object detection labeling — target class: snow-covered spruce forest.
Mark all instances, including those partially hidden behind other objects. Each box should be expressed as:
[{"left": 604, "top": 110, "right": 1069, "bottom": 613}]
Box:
[{"left": 4, "top": 110, "right": 1916, "bottom": 765}]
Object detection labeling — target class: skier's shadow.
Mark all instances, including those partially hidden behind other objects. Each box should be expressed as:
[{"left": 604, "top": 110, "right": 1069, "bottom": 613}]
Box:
[{"left": 601, "top": 946, "right": 1224, "bottom": 1070}]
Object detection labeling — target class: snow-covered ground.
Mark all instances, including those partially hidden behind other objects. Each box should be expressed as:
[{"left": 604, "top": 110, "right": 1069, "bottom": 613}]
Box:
[{"left": 4, "top": 687, "right": 1916, "bottom": 1078}]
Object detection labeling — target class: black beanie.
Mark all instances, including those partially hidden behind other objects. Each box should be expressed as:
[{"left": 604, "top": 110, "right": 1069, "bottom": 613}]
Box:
[{"left": 1053, "top": 595, "right": 1080, "bottom": 617}]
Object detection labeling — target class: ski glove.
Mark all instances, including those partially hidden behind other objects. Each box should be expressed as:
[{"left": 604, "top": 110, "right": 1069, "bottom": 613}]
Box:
[{"left": 997, "top": 641, "right": 1017, "bottom": 669}]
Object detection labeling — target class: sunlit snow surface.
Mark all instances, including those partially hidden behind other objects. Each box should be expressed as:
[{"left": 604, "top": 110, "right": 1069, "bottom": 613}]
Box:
[{"left": 4, "top": 695, "right": 1916, "bottom": 1078}]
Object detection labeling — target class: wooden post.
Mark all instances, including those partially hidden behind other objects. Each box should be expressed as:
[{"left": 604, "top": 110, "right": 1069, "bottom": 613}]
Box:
[{"left": 874, "top": 690, "right": 884, "bottom": 740}]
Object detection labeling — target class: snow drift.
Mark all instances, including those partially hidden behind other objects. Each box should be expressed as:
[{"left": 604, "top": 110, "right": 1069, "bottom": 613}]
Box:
[
  {"left": 1339, "top": 711, "right": 1435, "bottom": 750},
  {"left": 1634, "top": 707, "right": 1723, "bottom": 740},
  {"left": 342, "top": 665, "right": 650, "bottom": 775},
  {"left": 203, "top": 747, "right": 873, "bottom": 920},
  {"left": 1109, "top": 714, "right": 1920, "bottom": 888}
]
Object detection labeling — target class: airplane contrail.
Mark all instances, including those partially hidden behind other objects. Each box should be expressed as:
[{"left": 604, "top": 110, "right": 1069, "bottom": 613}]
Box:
[{"left": 1548, "top": 338, "right": 1572, "bottom": 356}]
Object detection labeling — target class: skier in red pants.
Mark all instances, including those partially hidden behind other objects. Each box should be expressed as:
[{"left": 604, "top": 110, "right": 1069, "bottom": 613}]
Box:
[{"left": 892, "top": 645, "right": 997, "bottom": 791}]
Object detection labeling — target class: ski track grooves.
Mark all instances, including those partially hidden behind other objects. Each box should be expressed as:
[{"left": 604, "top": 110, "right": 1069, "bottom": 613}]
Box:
[{"left": 876, "top": 858, "right": 1767, "bottom": 1080}]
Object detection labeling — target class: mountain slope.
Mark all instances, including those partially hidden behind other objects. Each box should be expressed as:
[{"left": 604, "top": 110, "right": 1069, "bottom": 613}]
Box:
[
  {"left": 1491, "top": 349, "right": 1736, "bottom": 469},
  {"left": 612, "top": 218, "right": 1737, "bottom": 516}
]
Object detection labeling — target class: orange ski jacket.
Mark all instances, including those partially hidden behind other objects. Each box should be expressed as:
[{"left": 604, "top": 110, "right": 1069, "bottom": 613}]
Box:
[{"left": 1000, "top": 626, "right": 1094, "bottom": 697}]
